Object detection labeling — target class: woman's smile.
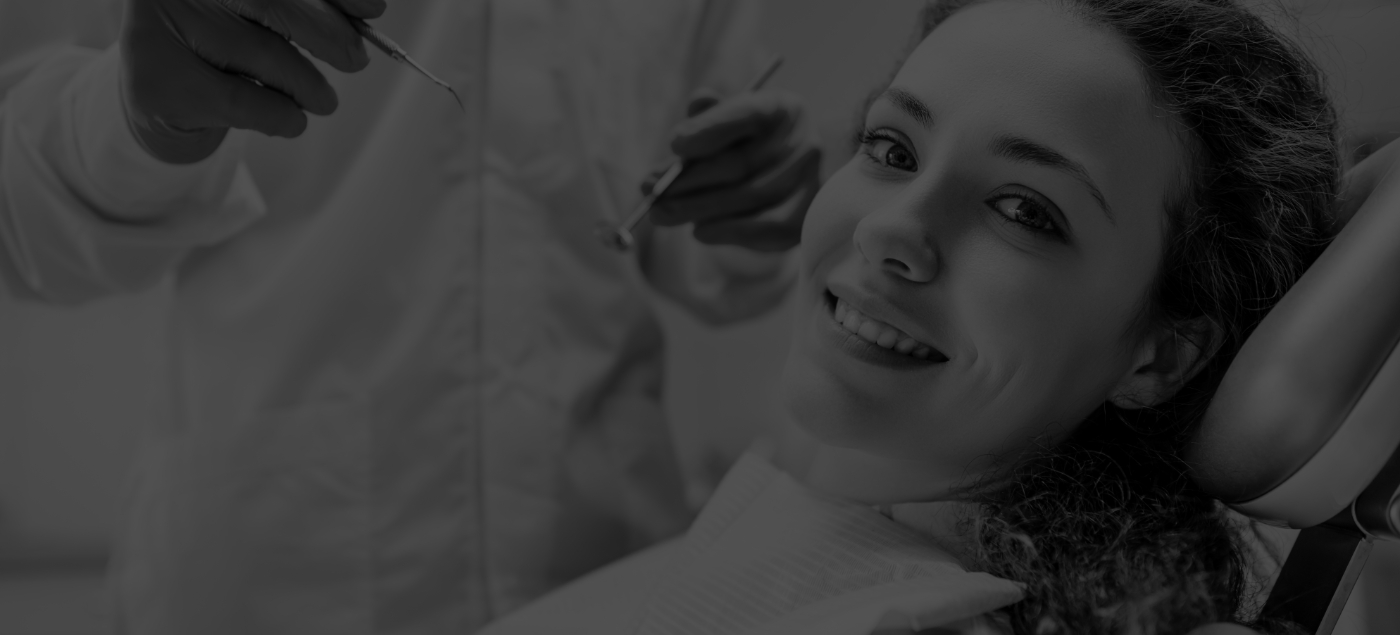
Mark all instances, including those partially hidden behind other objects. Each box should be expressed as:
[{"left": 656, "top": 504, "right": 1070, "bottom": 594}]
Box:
[{"left": 819, "top": 288, "right": 948, "bottom": 369}]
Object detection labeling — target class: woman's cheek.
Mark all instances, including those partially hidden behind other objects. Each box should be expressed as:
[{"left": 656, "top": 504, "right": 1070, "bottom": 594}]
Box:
[
  {"left": 954, "top": 245, "right": 1056, "bottom": 346},
  {"left": 949, "top": 257, "right": 1076, "bottom": 399}
]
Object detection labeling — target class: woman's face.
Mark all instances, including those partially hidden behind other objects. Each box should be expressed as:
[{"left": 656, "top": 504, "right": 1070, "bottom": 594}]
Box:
[{"left": 782, "top": 0, "right": 1187, "bottom": 481}]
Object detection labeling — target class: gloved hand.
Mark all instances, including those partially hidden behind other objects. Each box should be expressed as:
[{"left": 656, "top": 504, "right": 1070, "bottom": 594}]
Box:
[
  {"left": 645, "top": 90, "right": 822, "bottom": 252},
  {"left": 119, "top": 0, "right": 387, "bottom": 164}
]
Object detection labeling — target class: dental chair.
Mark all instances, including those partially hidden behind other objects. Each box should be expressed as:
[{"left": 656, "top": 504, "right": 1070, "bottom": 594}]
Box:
[{"left": 1187, "top": 142, "right": 1400, "bottom": 635}]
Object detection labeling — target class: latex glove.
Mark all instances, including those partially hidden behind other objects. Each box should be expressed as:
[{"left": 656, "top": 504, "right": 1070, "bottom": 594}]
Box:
[
  {"left": 119, "top": 0, "right": 386, "bottom": 164},
  {"left": 645, "top": 90, "right": 822, "bottom": 252}
]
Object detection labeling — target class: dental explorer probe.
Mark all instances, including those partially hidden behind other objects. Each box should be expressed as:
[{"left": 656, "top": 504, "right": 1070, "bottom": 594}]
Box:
[
  {"left": 348, "top": 18, "right": 465, "bottom": 112},
  {"left": 595, "top": 55, "right": 785, "bottom": 252}
]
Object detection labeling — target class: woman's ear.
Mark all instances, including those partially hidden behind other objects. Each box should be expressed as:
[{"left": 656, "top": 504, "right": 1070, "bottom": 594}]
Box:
[{"left": 1109, "top": 316, "right": 1225, "bottom": 409}]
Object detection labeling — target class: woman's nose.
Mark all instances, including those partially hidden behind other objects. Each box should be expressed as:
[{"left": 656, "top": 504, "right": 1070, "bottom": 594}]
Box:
[{"left": 852, "top": 201, "right": 939, "bottom": 283}]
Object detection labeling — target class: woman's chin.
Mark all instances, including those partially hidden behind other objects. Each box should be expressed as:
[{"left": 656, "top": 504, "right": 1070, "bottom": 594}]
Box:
[
  {"left": 778, "top": 339, "right": 986, "bottom": 504},
  {"left": 772, "top": 399, "right": 963, "bottom": 505},
  {"left": 778, "top": 361, "right": 868, "bottom": 447},
  {"left": 779, "top": 359, "right": 933, "bottom": 456}
]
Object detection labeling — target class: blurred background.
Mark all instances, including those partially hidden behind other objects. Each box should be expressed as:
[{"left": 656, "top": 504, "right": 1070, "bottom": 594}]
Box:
[{"left": 2, "top": 0, "right": 1397, "bottom": 633}]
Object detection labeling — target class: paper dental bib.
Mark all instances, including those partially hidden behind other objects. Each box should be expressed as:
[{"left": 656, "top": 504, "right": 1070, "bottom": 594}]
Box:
[{"left": 626, "top": 453, "right": 1024, "bottom": 635}]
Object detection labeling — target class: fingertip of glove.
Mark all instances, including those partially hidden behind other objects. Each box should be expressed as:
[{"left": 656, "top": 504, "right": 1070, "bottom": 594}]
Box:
[
  {"left": 362, "top": 0, "right": 388, "bottom": 19},
  {"left": 669, "top": 132, "right": 706, "bottom": 158},
  {"left": 306, "top": 93, "right": 340, "bottom": 118},
  {"left": 341, "top": 41, "right": 372, "bottom": 73},
  {"left": 339, "top": 0, "right": 388, "bottom": 20},
  {"left": 276, "top": 112, "right": 310, "bottom": 139},
  {"left": 686, "top": 94, "right": 721, "bottom": 117}
]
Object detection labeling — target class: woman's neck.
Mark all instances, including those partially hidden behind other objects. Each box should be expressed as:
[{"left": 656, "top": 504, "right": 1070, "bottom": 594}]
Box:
[
  {"left": 769, "top": 419, "right": 984, "bottom": 565},
  {"left": 772, "top": 416, "right": 978, "bottom": 503},
  {"left": 885, "top": 499, "right": 981, "bottom": 565}
]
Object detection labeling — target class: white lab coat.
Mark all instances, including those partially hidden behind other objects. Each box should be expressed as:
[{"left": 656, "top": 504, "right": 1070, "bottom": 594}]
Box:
[{"left": 0, "top": 1, "right": 794, "bottom": 633}]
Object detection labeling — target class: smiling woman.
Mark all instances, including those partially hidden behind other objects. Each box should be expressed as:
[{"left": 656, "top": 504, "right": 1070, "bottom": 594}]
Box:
[
  {"left": 781, "top": 0, "right": 1338, "bottom": 632},
  {"left": 787, "top": 0, "right": 1194, "bottom": 468},
  {"left": 480, "top": 0, "right": 1343, "bottom": 633}
]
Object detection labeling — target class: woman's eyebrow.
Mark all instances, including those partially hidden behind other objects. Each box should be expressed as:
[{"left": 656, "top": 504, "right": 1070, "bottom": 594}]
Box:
[
  {"left": 989, "top": 134, "right": 1115, "bottom": 224},
  {"left": 880, "top": 87, "right": 933, "bottom": 128}
]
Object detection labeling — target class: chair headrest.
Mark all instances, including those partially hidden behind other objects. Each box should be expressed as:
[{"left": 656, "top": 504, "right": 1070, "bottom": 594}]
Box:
[{"left": 1186, "top": 152, "right": 1400, "bottom": 530}]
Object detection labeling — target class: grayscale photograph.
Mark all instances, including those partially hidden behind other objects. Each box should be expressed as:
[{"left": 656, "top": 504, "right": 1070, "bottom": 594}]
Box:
[{"left": 1, "top": 0, "right": 1397, "bottom": 633}]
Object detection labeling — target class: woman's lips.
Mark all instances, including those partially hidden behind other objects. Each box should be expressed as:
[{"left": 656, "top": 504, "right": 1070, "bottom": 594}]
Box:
[
  {"left": 821, "top": 291, "right": 948, "bottom": 367},
  {"left": 833, "top": 296, "right": 938, "bottom": 358}
]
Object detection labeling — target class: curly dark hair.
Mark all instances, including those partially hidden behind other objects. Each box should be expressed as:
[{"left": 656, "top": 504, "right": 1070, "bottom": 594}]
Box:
[{"left": 895, "top": 0, "right": 1342, "bottom": 633}]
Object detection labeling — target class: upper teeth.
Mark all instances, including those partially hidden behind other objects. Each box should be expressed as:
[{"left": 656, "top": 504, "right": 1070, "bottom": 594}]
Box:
[{"left": 833, "top": 298, "right": 937, "bottom": 359}]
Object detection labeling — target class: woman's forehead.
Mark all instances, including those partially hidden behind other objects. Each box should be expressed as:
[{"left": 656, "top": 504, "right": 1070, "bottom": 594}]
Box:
[
  {"left": 897, "top": 0, "right": 1153, "bottom": 127},
  {"left": 882, "top": 0, "right": 1185, "bottom": 236}
]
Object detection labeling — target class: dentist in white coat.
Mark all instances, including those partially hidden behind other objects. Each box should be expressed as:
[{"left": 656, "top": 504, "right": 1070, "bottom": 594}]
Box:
[{"left": 0, "top": 0, "right": 821, "bottom": 633}]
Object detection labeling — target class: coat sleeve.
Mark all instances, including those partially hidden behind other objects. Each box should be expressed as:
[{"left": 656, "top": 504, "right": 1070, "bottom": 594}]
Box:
[
  {"left": 638, "top": 0, "right": 799, "bottom": 326},
  {"left": 0, "top": 2, "right": 264, "bottom": 305}
]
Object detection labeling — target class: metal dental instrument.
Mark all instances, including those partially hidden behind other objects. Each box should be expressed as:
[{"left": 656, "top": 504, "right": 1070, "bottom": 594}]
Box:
[
  {"left": 595, "top": 55, "right": 785, "bottom": 252},
  {"left": 349, "top": 19, "right": 465, "bottom": 112}
]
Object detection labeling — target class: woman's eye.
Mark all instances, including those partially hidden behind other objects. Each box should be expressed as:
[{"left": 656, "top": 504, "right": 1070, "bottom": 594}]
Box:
[
  {"left": 989, "top": 194, "right": 1062, "bottom": 237},
  {"left": 860, "top": 129, "right": 918, "bottom": 172}
]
